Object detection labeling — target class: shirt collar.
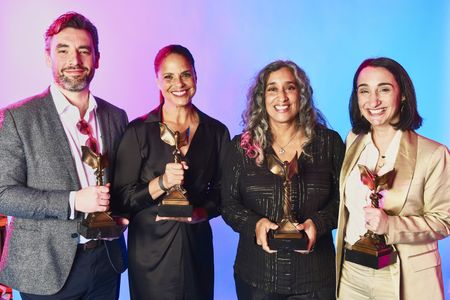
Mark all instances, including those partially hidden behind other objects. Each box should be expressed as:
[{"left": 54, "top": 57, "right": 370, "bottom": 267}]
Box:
[
  {"left": 50, "top": 83, "right": 98, "bottom": 119},
  {"left": 367, "top": 129, "right": 403, "bottom": 163}
]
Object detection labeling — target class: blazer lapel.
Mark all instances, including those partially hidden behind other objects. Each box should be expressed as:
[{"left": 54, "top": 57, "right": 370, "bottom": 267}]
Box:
[
  {"left": 42, "top": 91, "right": 81, "bottom": 190},
  {"left": 383, "top": 131, "right": 417, "bottom": 215},
  {"left": 95, "top": 100, "right": 112, "bottom": 182},
  {"left": 339, "top": 134, "right": 369, "bottom": 193}
]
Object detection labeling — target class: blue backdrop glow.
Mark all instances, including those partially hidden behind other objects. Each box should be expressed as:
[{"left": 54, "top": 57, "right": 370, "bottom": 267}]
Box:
[{"left": 1, "top": 1, "right": 449, "bottom": 299}]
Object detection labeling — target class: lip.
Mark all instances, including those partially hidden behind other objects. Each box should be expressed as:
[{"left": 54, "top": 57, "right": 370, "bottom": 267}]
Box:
[{"left": 63, "top": 68, "right": 86, "bottom": 75}]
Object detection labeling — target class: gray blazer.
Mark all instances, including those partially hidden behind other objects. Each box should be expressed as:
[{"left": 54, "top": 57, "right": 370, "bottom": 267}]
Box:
[{"left": 0, "top": 88, "right": 128, "bottom": 295}]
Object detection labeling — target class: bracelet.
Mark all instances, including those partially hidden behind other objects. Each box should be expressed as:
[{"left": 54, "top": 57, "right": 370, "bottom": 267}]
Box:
[{"left": 158, "top": 175, "right": 168, "bottom": 192}]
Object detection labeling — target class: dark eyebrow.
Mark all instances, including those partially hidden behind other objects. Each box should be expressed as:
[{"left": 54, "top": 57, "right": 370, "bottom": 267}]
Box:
[
  {"left": 55, "top": 43, "right": 69, "bottom": 49},
  {"left": 55, "top": 44, "right": 92, "bottom": 51},
  {"left": 267, "top": 80, "right": 296, "bottom": 86},
  {"left": 357, "top": 82, "right": 394, "bottom": 89},
  {"left": 357, "top": 83, "right": 368, "bottom": 89},
  {"left": 78, "top": 45, "right": 92, "bottom": 51}
]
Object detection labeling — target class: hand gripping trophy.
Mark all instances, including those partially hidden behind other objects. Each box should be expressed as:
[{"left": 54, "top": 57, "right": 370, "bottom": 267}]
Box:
[
  {"left": 345, "top": 165, "right": 397, "bottom": 269},
  {"left": 78, "top": 146, "right": 127, "bottom": 239},
  {"left": 266, "top": 153, "right": 308, "bottom": 251},
  {"left": 158, "top": 122, "right": 193, "bottom": 217}
]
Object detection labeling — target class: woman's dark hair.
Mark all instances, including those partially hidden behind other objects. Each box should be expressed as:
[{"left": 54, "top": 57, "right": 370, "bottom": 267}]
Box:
[
  {"left": 349, "top": 57, "right": 422, "bottom": 134},
  {"left": 154, "top": 44, "right": 196, "bottom": 104},
  {"left": 154, "top": 44, "right": 195, "bottom": 75}
]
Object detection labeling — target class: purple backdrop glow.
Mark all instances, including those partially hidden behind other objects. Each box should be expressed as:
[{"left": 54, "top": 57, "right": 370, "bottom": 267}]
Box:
[{"left": 1, "top": 1, "right": 449, "bottom": 299}]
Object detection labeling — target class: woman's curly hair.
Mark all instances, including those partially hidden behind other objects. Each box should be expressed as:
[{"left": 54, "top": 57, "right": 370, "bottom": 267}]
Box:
[{"left": 241, "top": 60, "right": 325, "bottom": 165}]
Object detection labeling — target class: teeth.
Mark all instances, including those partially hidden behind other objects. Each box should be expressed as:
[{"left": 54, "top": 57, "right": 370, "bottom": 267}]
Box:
[
  {"left": 172, "top": 91, "right": 187, "bottom": 96},
  {"left": 368, "top": 108, "right": 385, "bottom": 115},
  {"left": 275, "top": 105, "right": 288, "bottom": 111}
]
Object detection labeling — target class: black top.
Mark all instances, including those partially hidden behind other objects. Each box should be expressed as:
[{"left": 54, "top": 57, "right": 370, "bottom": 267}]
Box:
[
  {"left": 221, "top": 126, "right": 345, "bottom": 294},
  {"left": 112, "top": 105, "right": 230, "bottom": 300}
]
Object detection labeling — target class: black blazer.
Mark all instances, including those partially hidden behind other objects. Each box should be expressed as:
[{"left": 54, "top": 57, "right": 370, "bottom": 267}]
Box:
[{"left": 112, "top": 105, "right": 230, "bottom": 300}]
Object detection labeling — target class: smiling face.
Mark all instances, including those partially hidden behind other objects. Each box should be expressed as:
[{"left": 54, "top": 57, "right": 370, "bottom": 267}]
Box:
[
  {"left": 357, "top": 66, "right": 402, "bottom": 130},
  {"left": 45, "top": 27, "right": 99, "bottom": 92},
  {"left": 264, "top": 67, "right": 300, "bottom": 127},
  {"left": 157, "top": 53, "right": 197, "bottom": 108}
]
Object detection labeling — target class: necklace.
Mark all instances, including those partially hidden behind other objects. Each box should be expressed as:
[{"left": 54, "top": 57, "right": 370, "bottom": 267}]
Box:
[
  {"left": 377, "top": 155, "right": 386, "bottom": 169},
  {"left": 274, "top": 131, "right": 298, "bottom": 154}
]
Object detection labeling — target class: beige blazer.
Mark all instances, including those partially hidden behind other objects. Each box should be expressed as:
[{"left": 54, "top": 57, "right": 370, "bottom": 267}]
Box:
[{"left": 335, "top": 130, "right": 450, "bottom": 300}]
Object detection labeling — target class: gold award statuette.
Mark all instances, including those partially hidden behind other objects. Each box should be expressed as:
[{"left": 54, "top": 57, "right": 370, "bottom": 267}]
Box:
[
  {"left": 78, "top": 146, "right": 127, "bottom": 239},
  {"left": 267, "top": 153, "right": 308, "bottom": 251},
  {"left": 158, "top": 123, "right": 193, "bottom": 217},
  {"left": 345, "top": 165, "right": 397, "bottom": 269}
]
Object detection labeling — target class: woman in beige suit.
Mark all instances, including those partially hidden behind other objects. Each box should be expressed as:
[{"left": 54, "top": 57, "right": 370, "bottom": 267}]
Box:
[{"left": 335, "top": 57, "right": 450, "bottom": 299}]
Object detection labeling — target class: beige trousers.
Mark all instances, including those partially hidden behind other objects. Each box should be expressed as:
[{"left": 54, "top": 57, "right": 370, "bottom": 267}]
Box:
[{"left": 338, "top": 260, "right": 397, "bottom": 300}]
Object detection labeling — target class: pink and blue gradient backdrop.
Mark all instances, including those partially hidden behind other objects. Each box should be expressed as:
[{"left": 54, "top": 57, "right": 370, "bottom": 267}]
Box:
[{"left": 1, "top": 1, "right": 449, "bottom": 299}]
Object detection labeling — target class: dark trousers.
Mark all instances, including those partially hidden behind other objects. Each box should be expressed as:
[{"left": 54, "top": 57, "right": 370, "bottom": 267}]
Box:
[
  {"left": 21, "top": 243, "right": 120, "bottom": 300},
  {"left": 235, "top": 274, "right": 335, "bottom": 300}
]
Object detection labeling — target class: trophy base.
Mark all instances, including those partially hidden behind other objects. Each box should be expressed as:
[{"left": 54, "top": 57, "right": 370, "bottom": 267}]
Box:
[
  {"left": 158, "top": 204, "right": 193, "bottom": 217},
  {"left": 78, "top": 212, "right": 127, "bottom": 239},
  {"left": 345, "top": 247, "right": 397, "bottom": 269},
  {"left": 78, "top": 222, "right": 127, "bottom": 239},
  {"left": 345, "top": 236, "right": 397, "bottom": 269},
  {"left": 268, "top": 230, "right": 308, "bottom": 251}
]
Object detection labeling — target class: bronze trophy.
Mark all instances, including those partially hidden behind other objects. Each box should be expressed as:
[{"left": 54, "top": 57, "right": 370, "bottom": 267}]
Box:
[
  {"left": 77, "top": 146, "right": 127, "bottom": 239},
  {"left": 345, "top": 164, "right": 397, "bottom": 269},
  {"left": 267, "top": 153, "right": 308, "bottom": 251},
  {"left": 158, "top": 122, "right": 193, "bottom": 217}
]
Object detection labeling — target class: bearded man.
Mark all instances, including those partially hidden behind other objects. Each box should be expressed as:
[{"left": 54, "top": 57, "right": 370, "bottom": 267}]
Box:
[{"left": 0, "top": 12, "right": 128, "bottom": 300}]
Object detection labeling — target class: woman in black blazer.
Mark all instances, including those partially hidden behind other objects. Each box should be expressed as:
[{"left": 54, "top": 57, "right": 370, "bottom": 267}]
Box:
[{"left": 112, "top": 44, "right": 230, "bottom": 300}]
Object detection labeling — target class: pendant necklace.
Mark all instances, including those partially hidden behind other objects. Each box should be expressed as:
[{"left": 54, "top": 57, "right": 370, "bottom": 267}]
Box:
[
  {"left": 377, "top": 155, "right": 386, "bottom": 169},
  {"left": 274, "top": 131, "right": 298, "bottom": 154}
]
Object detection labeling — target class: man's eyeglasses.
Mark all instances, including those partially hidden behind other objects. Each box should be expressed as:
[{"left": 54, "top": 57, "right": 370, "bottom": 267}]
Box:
[{"left": 76, "top": 119, "right": 99, "bottom": 154}]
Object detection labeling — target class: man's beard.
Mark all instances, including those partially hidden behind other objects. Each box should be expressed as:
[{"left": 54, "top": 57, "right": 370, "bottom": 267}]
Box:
[{"left": 55, "top": 66, "right": 94, "bottom": 92}]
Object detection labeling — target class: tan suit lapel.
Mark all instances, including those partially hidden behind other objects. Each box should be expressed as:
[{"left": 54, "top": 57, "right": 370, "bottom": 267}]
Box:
[
  {"left": 339, "top": 134, "right": 369, "bottom": 190},
  {"left": 383, "top": 131, "right": 417, "bottom": 215}
]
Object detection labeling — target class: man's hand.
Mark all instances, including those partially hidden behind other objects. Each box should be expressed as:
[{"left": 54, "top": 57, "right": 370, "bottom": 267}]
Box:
[
  {"left": 74, "top": 184, "right": 110, "bottom": 213},
  {"left": 112, "top": 216, "right": 129, "bottom": 226}
]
